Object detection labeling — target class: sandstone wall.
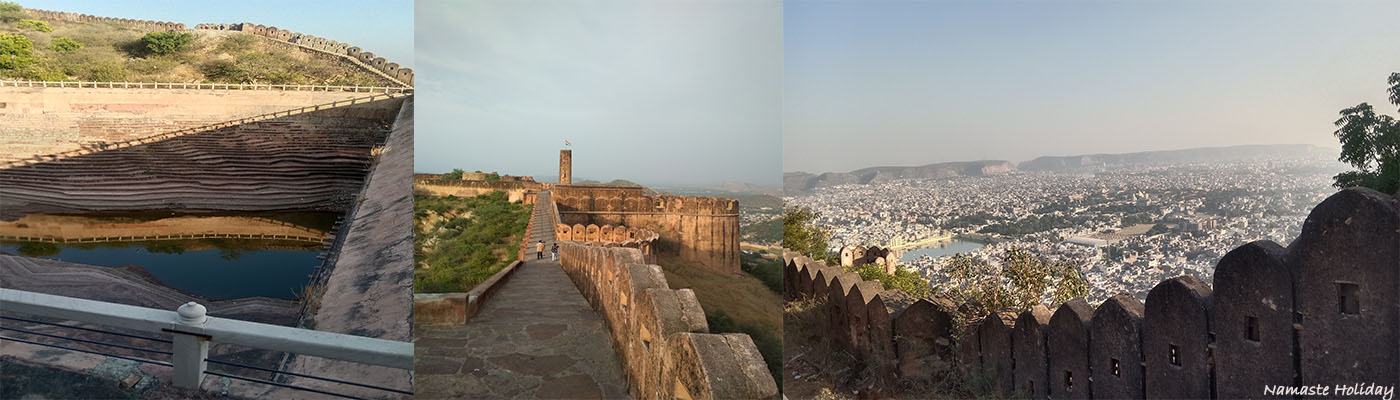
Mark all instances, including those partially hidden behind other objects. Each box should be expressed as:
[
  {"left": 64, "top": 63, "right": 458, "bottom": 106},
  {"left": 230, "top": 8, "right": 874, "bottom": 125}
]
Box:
[
  {"left": 784, "top": 187, "right": 1400, "bottom": 399},
  {"left": 195, "top": 23, "right": 413, "bottom": 86},
  {"left": 559, "top": 244, "right": 778, "bottom": 399},
  {"left": 22, "top": 8, "right": 185, "bottom": 31},
  {"left": 0, "top": 87, "right": 371, "bottom": 165},
  {"left": 552, "top": 185, "right": 741, "bottom": 274},
  {"left": 413, "top": 179, "right": 544, "bottom": 203}
]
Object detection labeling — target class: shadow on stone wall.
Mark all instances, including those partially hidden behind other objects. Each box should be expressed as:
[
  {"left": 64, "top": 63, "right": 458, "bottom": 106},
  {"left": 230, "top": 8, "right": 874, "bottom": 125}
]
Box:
[{"left": 784, "top": 187, "right": 1399, "bottom": 399}]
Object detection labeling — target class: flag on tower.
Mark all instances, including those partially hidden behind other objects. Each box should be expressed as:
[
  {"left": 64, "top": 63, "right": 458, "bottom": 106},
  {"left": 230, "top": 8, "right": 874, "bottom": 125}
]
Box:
[{"left": 565, "top": 140, "right": 572, "bottom": 147}]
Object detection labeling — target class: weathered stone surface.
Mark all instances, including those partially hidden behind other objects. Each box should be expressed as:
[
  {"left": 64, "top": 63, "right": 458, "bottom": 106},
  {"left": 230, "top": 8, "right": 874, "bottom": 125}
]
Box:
[
  {"left": 1143, "top": 275, "right": 1212, "bottom": 399},
  {"left": 892, "top": 298, "right": 954, "bottom": 378},
  {"left": 1012, "top": 305, "right": 1052, "bottom": 399},
  {"left": 1091, "top": 293, "right": 1144, "bottom": 400},
  {"left": 846, "top": 281, "right": 883, "bottom": 358},
  {"left": 977, "top": 313, "right": 1015, "bottom": 396},
  {"left": 1289, "top": 188, "right": 1400, "bottom": 389},
  {"left": 1048, "top": 298, "right": 1093, "bottom": 400},
  {"left": 1210, "top": 240, "right": 1294, "bottom": 399},
  {"left": 865, "top": 291, "right": 897, "bottom": 382},
  {"left": 826, "top": 273, "right": 860, "bottom": 351}
]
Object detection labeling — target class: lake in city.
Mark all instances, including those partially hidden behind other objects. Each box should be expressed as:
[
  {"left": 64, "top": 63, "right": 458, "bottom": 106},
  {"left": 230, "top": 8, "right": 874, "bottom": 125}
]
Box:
[
  {"left": 0, "top": 212, "right": 339, "bottom": 299},
  {"left": 899, "top": 238, "right": 987, "bottom": 262}
]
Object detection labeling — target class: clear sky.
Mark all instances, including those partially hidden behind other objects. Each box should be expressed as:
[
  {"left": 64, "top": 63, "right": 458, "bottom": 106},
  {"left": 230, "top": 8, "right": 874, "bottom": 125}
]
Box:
[
  {"left": 784, "top": 0, "right": 1400, "bottom": 173},
  {"left": 19, "top": 0, "right": 413, "bottom": 68},
  {"left": 415, "top": 0, "right": 782, "bottom": 188}
]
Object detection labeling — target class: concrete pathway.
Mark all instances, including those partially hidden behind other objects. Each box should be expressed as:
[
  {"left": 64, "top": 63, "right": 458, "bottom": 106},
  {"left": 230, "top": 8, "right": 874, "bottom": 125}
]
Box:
[{"left": 414, "top": 190, "right": 628, "bottom": 399}]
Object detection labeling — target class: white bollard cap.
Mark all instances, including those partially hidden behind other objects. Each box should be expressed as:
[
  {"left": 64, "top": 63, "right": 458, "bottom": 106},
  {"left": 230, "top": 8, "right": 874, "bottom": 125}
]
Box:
[{"left": 177, "top": 302, "right": 208, "bottom": 325}]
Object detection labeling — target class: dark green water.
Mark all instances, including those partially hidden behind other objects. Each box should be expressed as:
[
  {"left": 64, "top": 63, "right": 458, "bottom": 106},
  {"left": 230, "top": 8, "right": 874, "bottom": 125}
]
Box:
[{"left": 1, "top": 212, "right": 340, "bottom": 300}]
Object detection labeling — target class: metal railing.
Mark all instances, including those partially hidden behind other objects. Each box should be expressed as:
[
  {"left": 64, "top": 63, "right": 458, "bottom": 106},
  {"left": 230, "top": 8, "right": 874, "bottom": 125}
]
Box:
[
  {"left": 0, "top": 80, "right": 412, "bottom": 93},
  {"left": 0, "top": 288, "right": 412, "bottom": 398},
  {"left": 0, "top": 92, "right": 409, "bottom": 169}
]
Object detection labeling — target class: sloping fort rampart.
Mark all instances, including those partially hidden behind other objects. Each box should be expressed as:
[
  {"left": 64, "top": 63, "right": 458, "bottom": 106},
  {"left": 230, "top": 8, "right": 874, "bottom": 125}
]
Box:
[{"left": 785, "top": 187, "right": 1399, "bottom": 399}]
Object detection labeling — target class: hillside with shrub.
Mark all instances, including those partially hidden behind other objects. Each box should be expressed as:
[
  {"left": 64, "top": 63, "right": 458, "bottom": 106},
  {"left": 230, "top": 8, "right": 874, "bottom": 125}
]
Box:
[{"left": 0, "top": 2, "right": 387, "bottom": 85}]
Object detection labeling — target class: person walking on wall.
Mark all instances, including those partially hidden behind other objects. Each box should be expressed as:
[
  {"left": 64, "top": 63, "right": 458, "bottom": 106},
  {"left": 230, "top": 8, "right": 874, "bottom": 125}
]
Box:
[
  {"left": 536, "top": 240, "right": 545, "bottom": 260},
  {"left": 551, "top": 242, "right": 559, "bottom": 261}
]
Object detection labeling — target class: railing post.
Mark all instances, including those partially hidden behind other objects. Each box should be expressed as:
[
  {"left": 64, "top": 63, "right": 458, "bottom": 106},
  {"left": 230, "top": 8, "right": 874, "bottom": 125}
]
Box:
[{"left": 171, "top": 302, "right": 210, "bottom": 389}]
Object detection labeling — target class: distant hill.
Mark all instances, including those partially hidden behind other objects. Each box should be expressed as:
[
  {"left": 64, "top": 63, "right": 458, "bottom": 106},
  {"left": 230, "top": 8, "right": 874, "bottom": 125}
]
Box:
[
  {"left": 573, "top": 179, "right": 643, "bottom": 187},
  {"left": 1018, "top": 144, "right": 1332, "bottom": 172},
  {"left": 783, "top": 160, "right": 1014, "bottom": 195}
]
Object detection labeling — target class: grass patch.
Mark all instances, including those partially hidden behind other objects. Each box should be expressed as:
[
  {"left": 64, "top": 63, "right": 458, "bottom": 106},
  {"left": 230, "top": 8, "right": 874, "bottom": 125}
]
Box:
[
  {"left": 740, "top": 249, "right": 782, "bottom": 293},
  {"left": 657, "top": 254, "right": 783, "bottom": 387},
  {"left": 413, "top": 191, "right": 532, "bottom": 293}
]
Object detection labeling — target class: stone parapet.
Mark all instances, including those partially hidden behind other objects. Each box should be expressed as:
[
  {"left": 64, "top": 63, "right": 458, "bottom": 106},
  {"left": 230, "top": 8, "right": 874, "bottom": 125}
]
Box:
[
  {"left": 783, "top": 187, "right": 1400, "bottom": 399},
  {"left": 559, "top": 244, "right": 778, "bottom": 399}
]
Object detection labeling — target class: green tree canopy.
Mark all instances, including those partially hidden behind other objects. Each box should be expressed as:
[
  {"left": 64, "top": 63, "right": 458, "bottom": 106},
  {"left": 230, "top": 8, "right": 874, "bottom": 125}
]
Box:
[
  {"left": 942, "top": 248, "right": 1088, "bottom": 316},
  {"left": 441, "top": 168, "right": 465, "bottom": 180},
  {"left": 0, "top": 33, "right": 35, "bottom": 69},
  {"left": 1332, "top": 72, "right": 1400, "bottom": 195},
  {"left": 782, "top": 206, "right": 831, "bottom": 262},
  {"left": 139, "top": 32, "right": 193, "bottom": 55}
]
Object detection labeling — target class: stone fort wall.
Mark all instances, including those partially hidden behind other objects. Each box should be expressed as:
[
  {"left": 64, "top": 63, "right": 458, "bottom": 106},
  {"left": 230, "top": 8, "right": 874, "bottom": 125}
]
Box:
[
  {"left": 412, "top": 178, "right": 545, "bottom": 204},
  {"left": 551, "top": 185, "right": 741, "bottom": 274},
  {"left": 558, "top": 244, "right": 778, "bottom": 399},
  {"left": 22, "top": 8, "right": 186, "bottom": 31},
  {"left": 195, "top": 23, "right": 413, "bottom": 86},
  {"left": 785, "top": 187, "right": 1399, "bottom": 399},
  {"left": 0, "top": 87, "right": 373, "bottom": 165}
]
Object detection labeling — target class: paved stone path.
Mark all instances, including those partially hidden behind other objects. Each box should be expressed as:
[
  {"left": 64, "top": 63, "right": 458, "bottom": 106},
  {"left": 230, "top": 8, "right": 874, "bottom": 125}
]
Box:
[{"left": 415, "top": 191, "right": 628, "bottom": 399}]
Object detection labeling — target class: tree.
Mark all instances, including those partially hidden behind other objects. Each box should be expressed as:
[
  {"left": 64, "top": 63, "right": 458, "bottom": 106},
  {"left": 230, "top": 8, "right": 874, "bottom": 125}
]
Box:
[
  {"left": 139, "top": 32, "right": 193, "bottom": 55},
  {"left": 441, "top": 168, "right": 465, "bottom": 180},
  {"left": 782, "top": 206, "right": 832, "bottom": 262},
  {"left": 0, "top": 1, "right": 26, "bottom": 23},
  {"left": 0, "top": 34, "right": 35, "bottom": 69},
  {"left": 1332, "top": 72, "right": 1400, "bottom": 195},
  {"left": 942, "top": 248, "right": 1088, "bottom": 317}
]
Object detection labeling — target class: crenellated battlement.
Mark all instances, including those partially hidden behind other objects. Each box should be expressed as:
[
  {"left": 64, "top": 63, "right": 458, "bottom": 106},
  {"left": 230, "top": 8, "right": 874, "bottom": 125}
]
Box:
[
  {"left": 195, "top": 22, "right": 413, "bottom": 86},
  {"left": 551, "top": 185, "right": 740, "bottom": 273},
  {"left": 785, "top": 187, "right": 1400, "bottom": 398},
  {"left": 22, "top": 8, "right": 185, "bottom": 31}
]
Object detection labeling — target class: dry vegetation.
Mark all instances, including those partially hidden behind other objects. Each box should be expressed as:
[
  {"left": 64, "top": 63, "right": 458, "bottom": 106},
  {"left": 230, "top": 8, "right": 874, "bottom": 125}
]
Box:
[
  {"left": 657, "top": 254, "right": 784, "bottom": 385},
  {"left": 0, "top": 6, "right": 383, "bottom": 85}
]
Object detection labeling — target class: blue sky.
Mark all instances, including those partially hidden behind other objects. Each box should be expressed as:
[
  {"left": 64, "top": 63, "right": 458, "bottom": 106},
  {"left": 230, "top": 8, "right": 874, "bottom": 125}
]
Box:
[
  {"left": 784, "top": 0, "right": 1400, "bottom": 173},
  {"left": 415, "top": 0, "right": 782, "bottom": 187},
  {"left": 19, "top": 0, "right": 413, "bottom": 67}
]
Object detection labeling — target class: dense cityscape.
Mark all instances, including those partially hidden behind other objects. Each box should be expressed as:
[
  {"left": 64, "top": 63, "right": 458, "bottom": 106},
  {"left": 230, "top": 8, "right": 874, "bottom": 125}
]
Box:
[{"left": 787, "top": 157, "right": 1347, "bottom": 302}]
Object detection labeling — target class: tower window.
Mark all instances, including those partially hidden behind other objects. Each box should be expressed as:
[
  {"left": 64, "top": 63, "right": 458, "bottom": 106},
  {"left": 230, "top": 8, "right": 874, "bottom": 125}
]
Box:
[
  {"left": 1169, "top": 344, "right": 1181, "bottom": 366},
  {"left": 1338, "top": 283, "right": 1360, "bottom": 314},
  {"left": 1246, "top": 316, "right": 1260, "bottom": 342},
  {"left": 1111, "top": 358, "right": 1121, "bottom": 376},
  {"left": 1065, "top": 371, "right": 1074, "bottom": 391}
]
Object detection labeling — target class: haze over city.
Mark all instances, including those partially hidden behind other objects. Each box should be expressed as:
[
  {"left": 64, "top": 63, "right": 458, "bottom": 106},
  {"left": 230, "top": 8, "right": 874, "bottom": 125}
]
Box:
[
  {"left": 783, "top": 1, "right": 1400, "bottom": 174},
  {"left": 416, "top": 0, "right": 781, "bottom": 188}
]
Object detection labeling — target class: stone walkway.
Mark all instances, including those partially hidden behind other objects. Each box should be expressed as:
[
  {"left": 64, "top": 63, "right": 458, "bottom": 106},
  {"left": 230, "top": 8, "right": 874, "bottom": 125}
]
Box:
[{"left": 414, "top": 190, "right": 628, "bottom": 399}]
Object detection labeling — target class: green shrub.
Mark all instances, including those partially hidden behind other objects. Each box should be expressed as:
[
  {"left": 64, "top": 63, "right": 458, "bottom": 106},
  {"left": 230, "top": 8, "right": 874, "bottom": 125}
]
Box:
[
  {"left": 441, "top": 168, "right": 465, "bottom": 180},
  {"left": 0, "top": 1, "right": 25, "bottom": 23},
  {"left": 138, "top": 32, "right": 192, "bottom": 55},
  {"left": 16, "top": 19, "right": 50, "bottom": 32},
  {"left": 0, "top": 34, "right": 35, "bottom": 69},
  {"left": 50, "top": 37, "right": 81, "bottom": 52}
]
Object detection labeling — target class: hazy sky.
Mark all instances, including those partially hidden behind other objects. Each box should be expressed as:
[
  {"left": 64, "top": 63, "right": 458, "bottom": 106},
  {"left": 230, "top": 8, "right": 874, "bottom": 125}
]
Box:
[
  {"left": 21, "top": 0, "right": 413, "bottom": 67},
  {"left": 416, "top": 0, "right": 782, "bottom": 187},
  {"left": 784, "top": 1, "right": 1400, "bottom": 173}
]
